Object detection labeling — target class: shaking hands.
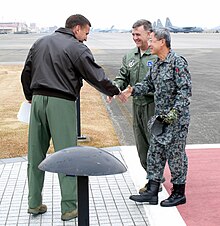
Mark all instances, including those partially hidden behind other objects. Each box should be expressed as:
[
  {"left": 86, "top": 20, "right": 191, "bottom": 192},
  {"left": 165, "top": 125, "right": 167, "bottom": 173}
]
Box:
[{"left": 106, "top": 85, "right": 133, "bottom": 103}]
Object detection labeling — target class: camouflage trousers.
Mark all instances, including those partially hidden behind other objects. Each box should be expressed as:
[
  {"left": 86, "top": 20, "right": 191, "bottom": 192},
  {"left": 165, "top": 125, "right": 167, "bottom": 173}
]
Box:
[{"left": 147, "top": 125, "right": 188, "bottom": 184}]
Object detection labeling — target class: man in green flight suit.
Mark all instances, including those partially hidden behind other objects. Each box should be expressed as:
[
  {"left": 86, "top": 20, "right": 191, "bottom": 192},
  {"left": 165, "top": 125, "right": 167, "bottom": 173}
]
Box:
[
  {"left": 107, "top": 19, "right": 161, "bottom": 193},
  {"left": 21, "top": 14, "right": 124, "bottom": 221}
]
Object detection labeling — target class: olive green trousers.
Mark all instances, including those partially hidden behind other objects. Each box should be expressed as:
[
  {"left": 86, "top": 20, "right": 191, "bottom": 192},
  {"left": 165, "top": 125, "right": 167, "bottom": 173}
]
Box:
[
  {"left": 27, "top": 95, "right": 77, "bottom": 214},
  {"left": 133, "top": 102, "right": 155, "bottom": 171}
]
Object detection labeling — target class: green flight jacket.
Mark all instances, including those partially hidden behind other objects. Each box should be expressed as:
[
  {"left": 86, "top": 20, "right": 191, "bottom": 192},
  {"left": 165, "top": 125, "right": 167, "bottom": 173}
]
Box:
[{"left": 113, "top": 47, "right": 156, "bottom": 105}]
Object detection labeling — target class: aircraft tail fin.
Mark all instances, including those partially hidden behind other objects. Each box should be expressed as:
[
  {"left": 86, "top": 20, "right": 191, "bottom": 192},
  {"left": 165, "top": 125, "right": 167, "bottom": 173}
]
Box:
[
  {"left": 165, "top": 17, "right": 172, "bottom": 28},
  {"left": 110, "top": 25, "right": 115, "bottom": 30},
  {"left": 157, "top": 19, "right": 164, "bottom": 28}
]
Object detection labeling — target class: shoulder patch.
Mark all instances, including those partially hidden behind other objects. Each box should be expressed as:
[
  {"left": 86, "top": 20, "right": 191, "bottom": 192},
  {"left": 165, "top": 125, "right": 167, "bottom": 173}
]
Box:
[
  {"left": 128, "top": 59, "right": 135, "bottom": 67},
  {"left": 147, "top": 61, "right": 153, "bottom": 67},
  {"left": 175, "top": 67, "right": 179, "bottom": 73}
]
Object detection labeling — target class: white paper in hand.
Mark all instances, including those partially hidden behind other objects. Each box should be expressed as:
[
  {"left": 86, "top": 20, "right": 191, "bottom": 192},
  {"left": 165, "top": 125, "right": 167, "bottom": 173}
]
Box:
[{"left": 17, "top": 101, "right": 31, "bottom": 124}]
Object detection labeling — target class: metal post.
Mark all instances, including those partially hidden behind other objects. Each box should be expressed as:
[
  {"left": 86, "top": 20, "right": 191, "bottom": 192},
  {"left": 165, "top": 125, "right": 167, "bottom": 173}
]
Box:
[
  {"left": 76, "top": 95, "right": 87, "bottom": 140},
  {"left": 76, "top": 96, "right": 81, "bottom": 137},
  {"left": 78, "top": 176, "right": 89, "bottom": 226}
]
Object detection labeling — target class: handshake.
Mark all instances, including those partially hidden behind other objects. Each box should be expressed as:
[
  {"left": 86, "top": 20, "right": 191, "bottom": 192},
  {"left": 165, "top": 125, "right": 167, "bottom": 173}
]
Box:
[{"left": 107, "top": 85, "right": 133, "bottom": 103}]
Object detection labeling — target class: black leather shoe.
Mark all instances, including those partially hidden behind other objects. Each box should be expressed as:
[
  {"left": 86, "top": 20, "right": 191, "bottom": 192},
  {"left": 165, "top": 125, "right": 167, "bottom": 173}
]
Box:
[
  {"left": 160, "top": 193, "right": 186, "bottom": 207},
  {"left": 139, "top": 183, "right": 162, "bottom": 194},
  {"left": 130, "top": 180, "right": 160, "bottom": 205},
  {"left": 160, "top": 184, "right": 186, "bottom": 207},
  {"left": 130, "top": 193, "right": 158, "bottom": 205}
]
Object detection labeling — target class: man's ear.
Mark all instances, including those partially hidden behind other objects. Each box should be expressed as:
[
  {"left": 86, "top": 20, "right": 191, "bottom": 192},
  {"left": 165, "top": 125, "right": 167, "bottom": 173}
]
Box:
[
  {"left": 72, "top": 25, "right": 80, "bottom": 35},
  {"left": 161, "top": 38, "right": 166, "bottom": 46}
]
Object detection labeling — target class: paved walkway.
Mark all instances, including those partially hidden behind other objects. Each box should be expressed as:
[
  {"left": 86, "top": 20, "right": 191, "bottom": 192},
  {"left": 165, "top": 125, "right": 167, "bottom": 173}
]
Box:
[{"left": 0, "top": 146, "right": 186, "bottom": 226}]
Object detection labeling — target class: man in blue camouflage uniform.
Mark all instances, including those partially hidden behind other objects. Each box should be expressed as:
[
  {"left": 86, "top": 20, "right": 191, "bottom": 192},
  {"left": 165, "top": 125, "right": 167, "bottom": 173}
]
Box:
[
  {"left": 107, "top": 20, "right": 162, "bottom": 193},
  {"left": 123, "top": 28, "right": 192, "bottom": 207}
]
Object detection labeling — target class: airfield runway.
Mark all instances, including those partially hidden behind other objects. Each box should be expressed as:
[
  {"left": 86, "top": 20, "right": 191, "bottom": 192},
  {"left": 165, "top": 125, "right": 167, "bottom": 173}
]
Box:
[
  {"left": 0, "top": 32, "right": 220, "bottom": 145},
  {"left": 86, "top": 32, "right": 220, "bottom": 145},
  {"left": 1, "top": 32, "right": 220, "bottom": 226}
]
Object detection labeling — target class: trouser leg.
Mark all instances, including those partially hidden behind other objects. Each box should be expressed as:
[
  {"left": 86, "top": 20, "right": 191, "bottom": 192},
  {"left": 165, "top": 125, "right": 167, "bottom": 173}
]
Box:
[
  {"left": 47, "top": 97, "right": 77, "bottom": 214},
  {"left": 160, "top": 127, "right": 188, "bottom": 207},
  {"left": 167, "top": 140, "right": 188, "bottom": 184},
  {"left": 133, "top": 102, "right": 155, "bottom": 171},
  {"left": 28, "top": 95, "right": 51, "bottom": 208},
  {"left": 146, "top": 139, "right": 166, "bottom": 182},
  {"left": 147, "top": 125, "right": 188, "bottom": 184}
]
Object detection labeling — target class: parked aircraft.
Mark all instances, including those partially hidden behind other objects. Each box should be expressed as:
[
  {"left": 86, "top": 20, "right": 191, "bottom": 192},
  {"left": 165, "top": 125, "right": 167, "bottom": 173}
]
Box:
[
  {"left": 165, "top": 17, "right": 203, "bottom": 33},
  {"left": 153, "top": 19, "right": 163, "bottom": 29},
  {"left": 92, "top": 25, "right": 131, "bottom": 33},
  {"left": 153, "top": 17, "right": 203, "bottom": 33},
  {"left": 156, "top": 19, "right": 164, "bottom": 28},
  {"left": 96, "top": 25, "right": 115, "bottom": 32}
]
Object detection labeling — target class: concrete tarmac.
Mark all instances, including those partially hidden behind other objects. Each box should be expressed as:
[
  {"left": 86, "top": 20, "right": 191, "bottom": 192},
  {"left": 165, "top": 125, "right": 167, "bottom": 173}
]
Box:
[
  {"left": 87, "top": 32, "right": 220, "bottom": 145},
  {"left": 0, "top": 32, "right": 220, "bottom": 145}
]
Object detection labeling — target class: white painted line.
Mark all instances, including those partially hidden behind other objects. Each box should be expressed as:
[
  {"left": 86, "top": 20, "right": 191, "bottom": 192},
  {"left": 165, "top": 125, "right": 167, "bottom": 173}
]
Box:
[{"left": 186, "top": 144, "right": 220, "bottom": 149}]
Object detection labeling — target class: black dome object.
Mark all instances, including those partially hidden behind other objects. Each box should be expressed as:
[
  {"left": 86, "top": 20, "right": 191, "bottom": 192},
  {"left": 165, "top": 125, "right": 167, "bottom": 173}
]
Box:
[{"left": 38, "top": 146, "right": 127, "bottom": 176}]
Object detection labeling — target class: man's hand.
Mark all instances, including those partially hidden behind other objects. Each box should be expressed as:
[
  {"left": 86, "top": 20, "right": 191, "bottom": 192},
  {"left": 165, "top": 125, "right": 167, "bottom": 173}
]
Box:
[
  {"left": 106, "top": 93, "right": 127, "bottom": 103},
  {"left": 117, "top": 92, "right": 128, "bottom": 103},
  {"left": 106, "top": 96, "right": 113, "bottom": 103},
  {"left": 162, "top": 109, "right": 178, "bottom": 124},
  {"left": 122, "top": 85, "right": 133, "bottom": 99},
  {"left": 106, "top": 85, "right": 133, "bottom": 103}
]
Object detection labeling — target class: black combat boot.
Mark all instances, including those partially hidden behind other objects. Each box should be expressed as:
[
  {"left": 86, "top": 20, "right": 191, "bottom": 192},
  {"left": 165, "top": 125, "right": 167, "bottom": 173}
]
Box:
[
  {"left": 139, "top": 177, "right": 165, "bottom": 194},
  {"left": 129, "top": 180, "right": 160, "bottom": 205},
  {"left": 160, "top": 184, "right": 186, "bottom": 207}
]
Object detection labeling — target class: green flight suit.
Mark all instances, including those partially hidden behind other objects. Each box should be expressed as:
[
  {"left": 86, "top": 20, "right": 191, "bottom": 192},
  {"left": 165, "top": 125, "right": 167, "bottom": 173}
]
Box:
[
  {"left": 28, "top": 95, "right": 77, "bottom": 214},
  {"left": 113, "top": 48, "right": 156, "bottom": 170}
]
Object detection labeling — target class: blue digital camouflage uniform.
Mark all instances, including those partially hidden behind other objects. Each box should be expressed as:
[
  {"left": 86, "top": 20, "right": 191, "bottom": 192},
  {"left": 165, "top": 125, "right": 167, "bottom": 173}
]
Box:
[
  {"left": 113, "top": 47, "right": 156, "bottom": 171},
  {"left": 132, "top": 50, "right": 192, "bottom": 184}
]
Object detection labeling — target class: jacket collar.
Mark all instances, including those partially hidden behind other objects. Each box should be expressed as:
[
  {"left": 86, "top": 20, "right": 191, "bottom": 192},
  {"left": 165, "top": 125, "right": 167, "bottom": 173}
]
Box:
[
  {"left": 155, "top": 49, "right": 175, "bottom": 64},
  {"left": 134, "top": 47, "right": 152, "bottom": 56},
  {"left": 55, "top": 27, "right": 76, "bottom": 38}
]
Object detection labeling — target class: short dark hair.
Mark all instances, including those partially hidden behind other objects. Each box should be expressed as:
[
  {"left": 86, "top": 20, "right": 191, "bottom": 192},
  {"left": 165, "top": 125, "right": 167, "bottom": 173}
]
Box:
[
  {"left": 65, "top": 14, "right": 91, "bottom": 29},
  {"left": 152, "top": 28, "right": 171, "bottom": 48},
  {"left": 132, "top": 19, "right": 152, "bottom": 32}
]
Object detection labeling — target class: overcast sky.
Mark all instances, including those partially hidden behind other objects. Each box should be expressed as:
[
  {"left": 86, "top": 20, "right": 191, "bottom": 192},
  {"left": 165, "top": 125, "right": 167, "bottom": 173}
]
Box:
[{"left": 1, "top": 0, "right": 219, "bottom": 29}]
